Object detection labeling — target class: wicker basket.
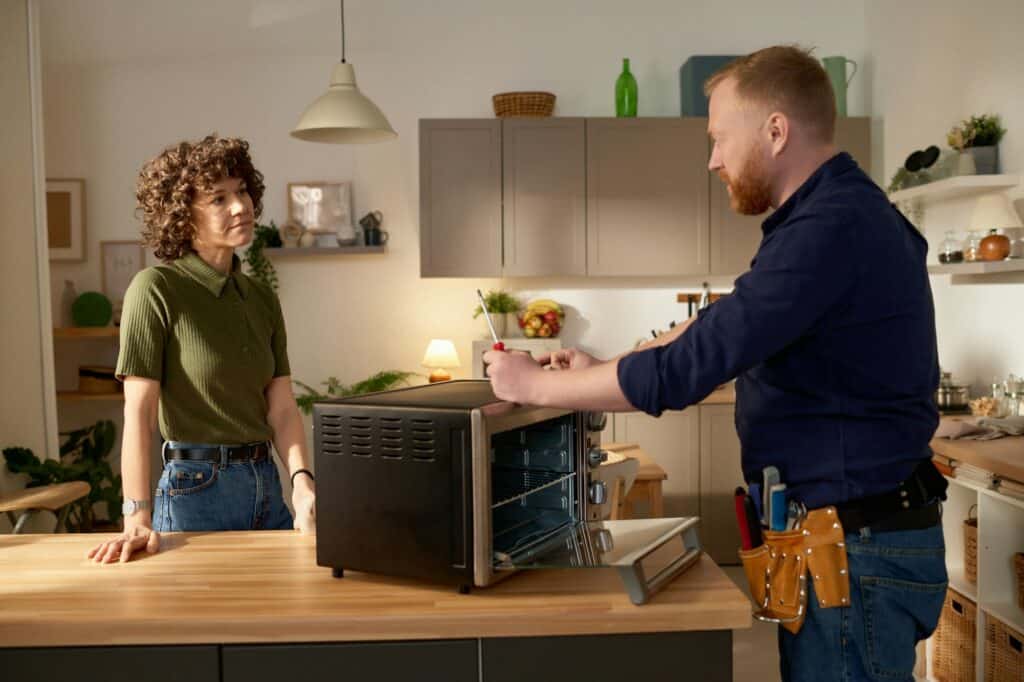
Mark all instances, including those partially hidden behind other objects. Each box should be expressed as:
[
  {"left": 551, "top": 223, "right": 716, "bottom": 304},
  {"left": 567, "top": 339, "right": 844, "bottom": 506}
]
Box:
[
  {"left": 932, "top": 588, "right": 977, "bottom": 682},
  {"left": 985, "top": 615, "right": 1024, "bottom": 682},
  {"left": 78, "top": 365, "right": 120, "bottom": 394},
  {"left": 965, "top": 504, "right": 979, "bottom": 584},
  {"left": 1015, "top": 553, "right": 1024, "bottom": 610},
  {"left": 492, "top": 91, "right": 555, "bottom": 117}
]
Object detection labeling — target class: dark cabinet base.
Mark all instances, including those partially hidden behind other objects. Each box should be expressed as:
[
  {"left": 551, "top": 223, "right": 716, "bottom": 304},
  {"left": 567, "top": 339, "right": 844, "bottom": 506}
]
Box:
[{"left": 1, "top": 631, "right": 732, "bottom": 682}]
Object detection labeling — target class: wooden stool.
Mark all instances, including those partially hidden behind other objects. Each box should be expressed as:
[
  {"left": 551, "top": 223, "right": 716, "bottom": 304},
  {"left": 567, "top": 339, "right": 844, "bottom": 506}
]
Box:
[
  {"left": 602, "top": 443, "right": 667, "bottom": 518},
  {"left": 0, "top": 481, "right": 91, "bottom": 533}
]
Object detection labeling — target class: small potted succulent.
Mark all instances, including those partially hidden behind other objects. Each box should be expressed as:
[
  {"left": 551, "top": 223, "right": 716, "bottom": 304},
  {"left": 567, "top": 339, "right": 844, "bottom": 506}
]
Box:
[
  {"left": 472, "top": 290, "right": 520, "bottom": 338},
  {"left": 947, "top": 114, "right": 1007, "bottom": 175}
]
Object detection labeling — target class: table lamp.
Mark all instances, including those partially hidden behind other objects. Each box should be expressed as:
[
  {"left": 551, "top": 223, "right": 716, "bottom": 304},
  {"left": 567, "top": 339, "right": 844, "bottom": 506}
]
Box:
[{"left": 422, "top": 339, "right": 460, "bottom": 383}]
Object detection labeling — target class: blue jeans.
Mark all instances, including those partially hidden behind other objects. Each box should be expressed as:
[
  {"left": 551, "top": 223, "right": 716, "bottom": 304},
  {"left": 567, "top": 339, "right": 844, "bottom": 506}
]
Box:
[
  {"left": 778, "top": 522, "right": 947, "bottom": 681},
  {"left": 152, "top": 445, "right": 293, "bottom": 532}
]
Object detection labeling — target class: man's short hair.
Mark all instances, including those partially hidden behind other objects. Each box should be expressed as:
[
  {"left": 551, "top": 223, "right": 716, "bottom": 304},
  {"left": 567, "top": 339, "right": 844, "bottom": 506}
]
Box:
[{"left": 704, "top": 45, "right": 836, "bottom": 144}]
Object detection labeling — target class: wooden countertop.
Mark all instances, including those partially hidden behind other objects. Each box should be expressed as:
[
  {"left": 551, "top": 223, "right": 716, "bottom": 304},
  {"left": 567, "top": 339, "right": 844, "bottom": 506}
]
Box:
[
  {"left": 603, "top": 442, "right": 667, "bottom": 482},
  {"left": 931, "top": 416, "right": 1024, "bottom": 483},
  {"left": 0, "top": 532, "right": 750, "bottom": 648}
]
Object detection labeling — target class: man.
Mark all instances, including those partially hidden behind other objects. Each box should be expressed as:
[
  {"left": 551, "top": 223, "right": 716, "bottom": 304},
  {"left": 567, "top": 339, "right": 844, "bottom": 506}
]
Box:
[{"left": 484, "top": 46, "right": 947, "bottom": 682}]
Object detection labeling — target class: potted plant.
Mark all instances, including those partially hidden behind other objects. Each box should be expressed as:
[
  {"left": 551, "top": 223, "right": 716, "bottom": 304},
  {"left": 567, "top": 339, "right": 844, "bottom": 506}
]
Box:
[
  {"left": 947, "top": 114, "right": 1007, "bottom": 175},
  {"left": 3, "top": 420, "right": 122, "bottom": 532},
  {"left": 472, "top": 290, "right": 520, "bottom": 338},
  {"left": 293, "top": 370, "right": 419, "bottom": 415},
  {"left": 244, "top": 221, "right": 283, "bottom": 291}
]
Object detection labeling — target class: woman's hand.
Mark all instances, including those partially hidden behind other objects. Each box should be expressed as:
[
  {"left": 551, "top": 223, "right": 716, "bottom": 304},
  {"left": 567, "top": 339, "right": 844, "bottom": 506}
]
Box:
[
  {"left": 86, "top": 518, "right": 160, "bottom": 564},
  {"left": 292, "top": 474, "right": 316, "bottom": 534}
]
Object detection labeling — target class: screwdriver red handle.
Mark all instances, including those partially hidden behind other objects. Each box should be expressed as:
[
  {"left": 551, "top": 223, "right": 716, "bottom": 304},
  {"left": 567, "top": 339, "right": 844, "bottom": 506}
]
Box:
[{"left": 492, "top": 342, "right": 505, "bottom": 351}]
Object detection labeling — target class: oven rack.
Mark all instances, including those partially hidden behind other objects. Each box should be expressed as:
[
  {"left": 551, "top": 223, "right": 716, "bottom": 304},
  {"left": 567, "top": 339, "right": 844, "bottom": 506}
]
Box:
[{"left": 491, "top": 469, "right": 576, "bottom": 509}]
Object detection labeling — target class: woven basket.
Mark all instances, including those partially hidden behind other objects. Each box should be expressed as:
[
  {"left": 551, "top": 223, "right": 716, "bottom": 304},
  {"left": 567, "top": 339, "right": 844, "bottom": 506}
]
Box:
[
  {"left": 932, "top": 588, "right": 977, "bottom": 682},
  {"left": 965, "top": 504, "right": 978, "bottom": 584},
  {"left": 492, "top": 91, "right": 555, "bottom": 117},
  {"left": 78, "top": 365, "right": 120, "bottom": 394},
  {"left": 1015, "top": 553, "right": 1024, "bottom": 610},
  {"left": 985, "top": 615, "right": 1024, "bottom": 682}
]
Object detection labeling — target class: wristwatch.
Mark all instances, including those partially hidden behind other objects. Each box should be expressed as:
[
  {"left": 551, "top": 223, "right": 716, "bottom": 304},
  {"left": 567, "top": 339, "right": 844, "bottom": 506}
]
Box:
[{"left": 122, "top": 498, "right": 151, "bottom": 517}]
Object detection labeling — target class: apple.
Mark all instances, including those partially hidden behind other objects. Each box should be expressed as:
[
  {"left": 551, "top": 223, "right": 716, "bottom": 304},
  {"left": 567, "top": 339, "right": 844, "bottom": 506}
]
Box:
[
  {"left": 543, "top": 311, "right": 559, "bottom": 322},
  {"left": 529, "top": 316, "right": 542, "bottom": 330},
  {"left": 538, "top": 324, "right": 552, "bottom": 338},
  {"left": 549, "top": 321, "right": 560, "bottom": 335},
  {"left": 517, "top": 316, "right": 526, "bottom": 328},
  {"left": 524, "top": 326, "right": 537, "bottom": 338}
]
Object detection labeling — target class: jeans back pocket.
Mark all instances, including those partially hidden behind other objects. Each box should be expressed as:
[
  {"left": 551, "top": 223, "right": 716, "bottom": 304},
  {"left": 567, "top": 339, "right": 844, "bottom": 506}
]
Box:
[{"left": 861, "top": 576, "right": 947, "bottom": 679}]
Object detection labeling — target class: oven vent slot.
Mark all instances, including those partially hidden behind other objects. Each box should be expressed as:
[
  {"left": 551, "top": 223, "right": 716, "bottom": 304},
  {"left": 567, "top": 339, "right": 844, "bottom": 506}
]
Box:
[{"left": 409, "top": 418, "right": 436, "bottom": 461}]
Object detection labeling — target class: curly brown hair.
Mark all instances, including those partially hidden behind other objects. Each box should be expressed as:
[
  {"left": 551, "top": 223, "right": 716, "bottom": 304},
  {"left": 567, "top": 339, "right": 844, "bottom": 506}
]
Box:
[{"left": 135, "top": 134, "right": 265, "bottom": 262}]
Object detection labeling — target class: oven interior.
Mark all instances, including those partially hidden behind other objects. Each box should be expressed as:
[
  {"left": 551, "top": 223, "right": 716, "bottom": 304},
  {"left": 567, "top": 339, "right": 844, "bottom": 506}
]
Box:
[{"left": 490, "top": 413, "right": 580, "bottom": 566}]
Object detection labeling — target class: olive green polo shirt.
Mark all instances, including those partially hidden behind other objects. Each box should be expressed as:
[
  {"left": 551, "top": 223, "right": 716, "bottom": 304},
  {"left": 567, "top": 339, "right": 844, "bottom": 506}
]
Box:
[{"left": 116, "top": 252, "right": 290, "bottom": 444}]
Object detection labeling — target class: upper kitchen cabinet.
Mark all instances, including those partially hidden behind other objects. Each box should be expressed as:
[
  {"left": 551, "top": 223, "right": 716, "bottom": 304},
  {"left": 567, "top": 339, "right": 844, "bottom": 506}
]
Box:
[
  {"left": 708, "top": 116, "right": 872, "bottom": 276},
  {"left": 586, "top": 118, "right": 710, "bottom": 276},
  {"left": 420, "top": 120, "right": 502, "bottom": 277},
  {"left": 502, "top": 118, "right": 586, "bottom": 276}
]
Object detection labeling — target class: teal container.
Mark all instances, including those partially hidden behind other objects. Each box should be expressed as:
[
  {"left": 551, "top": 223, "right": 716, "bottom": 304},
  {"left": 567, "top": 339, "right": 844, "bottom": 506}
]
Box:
[
  {"left": 615, "top": 58, "right": 637, "bottom": 117},
  {"left": 679, "top": 55, "right": 740, "bottom": 116},
  {"left": 822, "top": 56, "right": 857, "bottom": 117}
]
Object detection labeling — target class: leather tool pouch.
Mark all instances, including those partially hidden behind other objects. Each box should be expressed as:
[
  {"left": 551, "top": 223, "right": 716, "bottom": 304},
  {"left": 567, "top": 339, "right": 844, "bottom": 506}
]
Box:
[{"left": 737, "top": 506, "right": 850, "bottom": 634}]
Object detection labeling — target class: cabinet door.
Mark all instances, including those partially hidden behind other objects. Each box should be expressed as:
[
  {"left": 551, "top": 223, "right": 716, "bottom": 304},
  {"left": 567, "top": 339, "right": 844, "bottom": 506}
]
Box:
[
  {"left": 699, "top": 404, "right": 744, "bottom": 565},
  {"left": 586, "top": 118, "right": 709, "bottom": 276},
  {"left": 708, "top": 116, "right": 873, "bottom": 277},
  {"left": 503, "top": 118, "right": 586, "bottom": 276},
  {"left": 613, "top": 409, "right": 700, "bottom": 518},
  {"left": 420, "top": 119, "right": 502, "bottom": 277}
]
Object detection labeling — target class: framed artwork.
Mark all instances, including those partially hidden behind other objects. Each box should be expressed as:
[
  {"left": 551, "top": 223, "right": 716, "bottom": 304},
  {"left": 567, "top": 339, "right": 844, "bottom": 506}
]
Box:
[
  {"left": 46, "top": 179, "right": 86, "bottom": 262},
  {"left": 287, "top": 181, "right": 356, "bottom": 245},
  {"left": 100, "top": 240, "right": 145, "bottom": 310}
]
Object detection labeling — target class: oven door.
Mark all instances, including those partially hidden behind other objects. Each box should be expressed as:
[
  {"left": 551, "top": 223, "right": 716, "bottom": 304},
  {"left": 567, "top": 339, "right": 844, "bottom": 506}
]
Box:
[{"left": 493, "top": 517, "right": 702, "bottom": 605}]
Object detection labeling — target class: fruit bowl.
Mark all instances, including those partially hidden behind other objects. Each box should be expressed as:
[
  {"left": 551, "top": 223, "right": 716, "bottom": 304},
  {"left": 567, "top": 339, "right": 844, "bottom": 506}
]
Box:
[{"left": 518, "top": 299, "right": 564, "bottom": 338}]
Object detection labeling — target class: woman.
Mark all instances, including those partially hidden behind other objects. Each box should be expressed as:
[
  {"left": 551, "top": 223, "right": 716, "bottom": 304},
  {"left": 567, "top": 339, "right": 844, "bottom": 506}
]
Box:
[{"left": 88, "top": 135, "right": 315, "bottom": 564}]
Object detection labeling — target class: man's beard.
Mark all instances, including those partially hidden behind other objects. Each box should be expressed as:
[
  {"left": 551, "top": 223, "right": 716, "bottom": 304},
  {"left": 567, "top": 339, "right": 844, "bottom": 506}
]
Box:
[{"left": 719, "top": 151, "right": 772, "bottom": 216}]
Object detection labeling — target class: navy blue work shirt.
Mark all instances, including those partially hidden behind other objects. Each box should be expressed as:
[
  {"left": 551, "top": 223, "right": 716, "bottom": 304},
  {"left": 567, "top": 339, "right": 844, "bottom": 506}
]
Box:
[{"left": 618, "top": 152, "right": 939, "bottom": 508}]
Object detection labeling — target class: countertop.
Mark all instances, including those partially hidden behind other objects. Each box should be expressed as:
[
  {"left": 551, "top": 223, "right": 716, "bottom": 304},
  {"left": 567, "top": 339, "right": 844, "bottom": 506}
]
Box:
[
  {"left": 0, "top": 531, "right": 750, "bottom": 648},
  {"left": 931, "top": 416, "right": 1024, "bottom": 483}
]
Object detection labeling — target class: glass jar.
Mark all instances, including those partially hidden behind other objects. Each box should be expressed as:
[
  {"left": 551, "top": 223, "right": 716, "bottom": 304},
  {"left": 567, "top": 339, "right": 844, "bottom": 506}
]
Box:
[
  {"left": 963, "top": 230, "right": 983, "bottom": 262},
  {"left": 938, "top": 230, "right": 964, "bottom": 264}
]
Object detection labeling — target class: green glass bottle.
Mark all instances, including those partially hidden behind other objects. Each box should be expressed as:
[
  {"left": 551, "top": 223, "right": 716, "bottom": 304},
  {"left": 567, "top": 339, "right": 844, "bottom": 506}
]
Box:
[{"left": 615, "top": 58, "right": 638, "bottom": 117}]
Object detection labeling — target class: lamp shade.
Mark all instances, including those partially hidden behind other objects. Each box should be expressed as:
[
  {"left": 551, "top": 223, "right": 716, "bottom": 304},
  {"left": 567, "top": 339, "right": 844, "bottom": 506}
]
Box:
[
  {"left": 969, "top": 194, "right": 1023, "bottom": 231},
  {"left": 290, "top": 63, "right": 397, "bottom": 144},
  {"left": 422, "top": 339, "right": 460, "bottom": 369}
]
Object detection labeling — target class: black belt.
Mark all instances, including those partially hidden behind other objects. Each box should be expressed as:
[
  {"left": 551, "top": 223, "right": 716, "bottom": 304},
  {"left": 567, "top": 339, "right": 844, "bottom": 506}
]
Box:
[
  {"left": 834, "top": 458, "right": 948, "bottom": 533},
  {"left": 164, "top": 442, "right": 270, "bottom": 463}
]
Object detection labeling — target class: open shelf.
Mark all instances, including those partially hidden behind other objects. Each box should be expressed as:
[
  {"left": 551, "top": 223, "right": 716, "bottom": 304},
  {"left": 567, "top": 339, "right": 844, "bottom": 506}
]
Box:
[
  {"left": 264, "top": 246, "right": 386, "bottom": 257},
  {"left": 889, "top": 174, "right": 1020, "bottom": 204},
  {"left": 53, "top": 327, "right": 119, "bottom": 339},
  {"left": 56, "top": 391, "right": 124, "bottom": 402},
  {"left": 928, "top": 259, "right": 1024, "bottom": 276}
]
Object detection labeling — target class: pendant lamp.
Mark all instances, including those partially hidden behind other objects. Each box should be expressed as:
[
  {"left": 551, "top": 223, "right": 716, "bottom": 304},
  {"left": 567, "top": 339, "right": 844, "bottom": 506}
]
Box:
[{"left": 290, "top": 0, "right": 396, "bottom": 143}]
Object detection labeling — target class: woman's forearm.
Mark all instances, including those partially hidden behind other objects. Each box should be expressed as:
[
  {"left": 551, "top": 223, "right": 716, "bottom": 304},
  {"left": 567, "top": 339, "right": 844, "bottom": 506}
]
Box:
[
  {"left": 269, "top": 403, "right": 310, "bottom": 479},
  {"left": 121, "top": 378, "right": 160, "bottom": 527}
]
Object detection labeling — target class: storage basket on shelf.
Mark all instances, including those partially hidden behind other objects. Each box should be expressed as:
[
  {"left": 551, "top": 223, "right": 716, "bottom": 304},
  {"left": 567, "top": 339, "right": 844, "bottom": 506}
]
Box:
[
  {"left": 965, "top": 504, "right": 978, "bottom": 584},
  {"left": 1015, "top": 552, "right": 1024, "bottom": 610},
  {"left": 985, "top": 615, "right": 1024, "bottom": 682},
  {"left": 492, "top": 91, "right": 555, "bottom": 117},
  {"left": 78, "top": 366, "right": 120, "bottom": 394},
  {"left": 932, "top": 588, "right": 977, "bottom": 682}
]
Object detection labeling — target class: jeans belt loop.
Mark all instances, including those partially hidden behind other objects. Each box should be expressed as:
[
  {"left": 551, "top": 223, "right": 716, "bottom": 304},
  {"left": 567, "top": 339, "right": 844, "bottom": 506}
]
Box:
[
  {"left": 219, "top": 445, "right": 229, "bottom": 469},
  {"left": 161, "top": 441, "right": 170, "bottom": 467}
]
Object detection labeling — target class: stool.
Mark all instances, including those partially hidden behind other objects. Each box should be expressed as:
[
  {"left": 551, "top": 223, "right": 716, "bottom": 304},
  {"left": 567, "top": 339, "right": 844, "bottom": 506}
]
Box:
[
  {"left": 0, "top": 481, "right": 91, "bottom": 533},
  {"left": 602, "top": 443, "right": 667, "bottom": 518}
]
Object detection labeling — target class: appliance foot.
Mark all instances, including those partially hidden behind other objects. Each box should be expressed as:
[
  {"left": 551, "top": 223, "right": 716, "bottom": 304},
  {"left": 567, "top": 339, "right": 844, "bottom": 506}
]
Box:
[
  {"left": 332, "top": 568, "right": 345, "bottom": 579},
  {"left": 458, "top": 584, "right": 471, "bottom": 595}
]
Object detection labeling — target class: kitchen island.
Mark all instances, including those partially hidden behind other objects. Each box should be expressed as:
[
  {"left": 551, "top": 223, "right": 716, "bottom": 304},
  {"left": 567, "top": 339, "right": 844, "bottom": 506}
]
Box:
[{"left": 0, "top": 531, "right": 750, "bottom": 682}]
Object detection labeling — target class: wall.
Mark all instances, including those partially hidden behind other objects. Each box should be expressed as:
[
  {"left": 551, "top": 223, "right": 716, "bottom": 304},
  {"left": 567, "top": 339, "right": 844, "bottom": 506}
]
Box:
[
  {"left": 866, "top": 0, "right": 1024, "bottom": 392},
  {"left": 0, "top": 0, "right": 59, "bottom": 531}
]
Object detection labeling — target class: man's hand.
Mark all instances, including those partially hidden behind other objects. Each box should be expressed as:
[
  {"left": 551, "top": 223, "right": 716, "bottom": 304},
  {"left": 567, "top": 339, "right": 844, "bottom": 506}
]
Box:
[
  {"left": 483, "top": 349, "right": 546, "bottom": 404},
  {"left": 539, "top": 347, "right": 603, "bottom": 371},
  {"left": 291, "top": 474, "right": 316, "bottom": 534},
  {"left": 86, "top": 518, "right": 160, "bottom": 564}
]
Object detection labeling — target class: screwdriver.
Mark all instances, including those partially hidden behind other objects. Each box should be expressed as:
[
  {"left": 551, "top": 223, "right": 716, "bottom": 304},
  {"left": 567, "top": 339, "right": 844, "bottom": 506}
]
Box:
[{"left": 476, "top": 289, "right": 505, "bottom": 351}]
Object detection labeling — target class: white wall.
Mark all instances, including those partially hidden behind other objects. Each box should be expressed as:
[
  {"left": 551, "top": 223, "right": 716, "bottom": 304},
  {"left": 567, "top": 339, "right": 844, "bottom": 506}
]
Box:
[{"left": 867, "top": 0, "right": 1024, "bottom": 393}]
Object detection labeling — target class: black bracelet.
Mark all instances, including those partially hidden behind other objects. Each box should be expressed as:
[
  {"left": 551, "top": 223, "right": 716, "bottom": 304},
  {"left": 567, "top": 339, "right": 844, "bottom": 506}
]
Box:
[{"left": 290, "top": 468, "right": 315, "bottom": 486}]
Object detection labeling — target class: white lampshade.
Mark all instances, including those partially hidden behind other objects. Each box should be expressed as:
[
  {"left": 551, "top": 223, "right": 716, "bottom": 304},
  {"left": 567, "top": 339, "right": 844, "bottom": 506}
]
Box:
[
  {"left": 290, "top": 62, "right": 397, "bottom": 144},
  {"left": 969, "top": 194, "right": 1023, "bottom": 231},
  {"left": 422, "top": 339, "right": 460, "bottom": 369}
]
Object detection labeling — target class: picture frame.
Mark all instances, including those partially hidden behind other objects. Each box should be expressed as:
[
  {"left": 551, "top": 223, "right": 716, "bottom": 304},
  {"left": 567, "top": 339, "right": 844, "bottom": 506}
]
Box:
[
  {"left": 46, "top": 179, "right": 86, "bottom": 262},
  {"left": 287, "top": 181, "right": 356, "bottom": 245},
  {"left": 100, "top": 240, "right": 145, "bottom": 310}
]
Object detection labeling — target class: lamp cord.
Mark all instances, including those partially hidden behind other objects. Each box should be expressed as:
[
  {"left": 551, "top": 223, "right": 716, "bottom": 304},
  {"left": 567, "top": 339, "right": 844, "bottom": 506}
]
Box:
[{"left": 339, "top": 0, "right": 346, "bottom": 63}]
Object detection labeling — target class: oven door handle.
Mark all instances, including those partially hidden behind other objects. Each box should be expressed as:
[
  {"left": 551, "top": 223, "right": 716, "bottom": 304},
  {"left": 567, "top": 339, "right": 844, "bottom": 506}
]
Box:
[{"left": 616, "top": 521, "right": 702, "bottom": 605}]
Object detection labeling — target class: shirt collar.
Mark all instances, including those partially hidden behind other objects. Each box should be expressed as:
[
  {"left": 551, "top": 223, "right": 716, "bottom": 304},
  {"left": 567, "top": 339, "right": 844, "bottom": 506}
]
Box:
[
  {"left": 176, "top": 252, "right": 249, "bottom": 299},
  {"left": 761, "top": 152, "right": 857, "bottom": 235}
]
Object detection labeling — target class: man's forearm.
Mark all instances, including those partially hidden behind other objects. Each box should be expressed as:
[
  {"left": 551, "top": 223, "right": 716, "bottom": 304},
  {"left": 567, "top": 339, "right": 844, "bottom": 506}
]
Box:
[{"left": 529, "top": 357, "right": 635, "bottom": 411}]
